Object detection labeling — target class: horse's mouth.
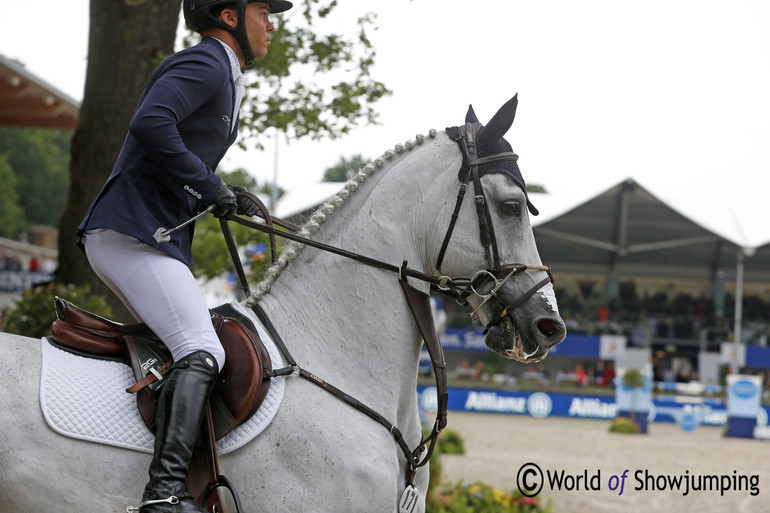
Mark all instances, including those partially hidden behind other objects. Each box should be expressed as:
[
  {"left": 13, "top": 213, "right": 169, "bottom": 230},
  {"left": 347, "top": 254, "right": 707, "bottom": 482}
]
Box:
[{"left": 484, "top": 316, "right": 548, "bottom": 363}]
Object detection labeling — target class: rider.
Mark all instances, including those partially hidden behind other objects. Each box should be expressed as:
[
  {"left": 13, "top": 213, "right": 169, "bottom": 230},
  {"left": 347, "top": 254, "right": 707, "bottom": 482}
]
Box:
[{"left": 76, "top": 1, "right": 292, "bottom": 511}]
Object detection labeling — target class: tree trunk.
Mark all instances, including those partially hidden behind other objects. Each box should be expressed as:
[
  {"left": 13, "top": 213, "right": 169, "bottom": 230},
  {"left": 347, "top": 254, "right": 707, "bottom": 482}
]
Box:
[{"left": 57, "top": 0, "right": 181, "bottom": 314}]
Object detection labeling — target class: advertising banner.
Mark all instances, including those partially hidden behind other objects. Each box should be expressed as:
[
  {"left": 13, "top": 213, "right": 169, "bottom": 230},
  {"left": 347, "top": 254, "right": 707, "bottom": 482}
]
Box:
[
  {"left": 726, "top": 374, "right": 763, "bottom": 438},
  {"left": 417, "top": 385, "right": 770, "bottom": 431},
  {"left": 727, "top": 375, "right": 762, "bottom": 418}
]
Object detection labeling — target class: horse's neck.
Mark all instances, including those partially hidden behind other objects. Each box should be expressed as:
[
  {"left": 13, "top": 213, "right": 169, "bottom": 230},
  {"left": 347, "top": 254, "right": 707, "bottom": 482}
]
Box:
[{"left": 255, "top": 143, "right": 446, "bottom": 416}]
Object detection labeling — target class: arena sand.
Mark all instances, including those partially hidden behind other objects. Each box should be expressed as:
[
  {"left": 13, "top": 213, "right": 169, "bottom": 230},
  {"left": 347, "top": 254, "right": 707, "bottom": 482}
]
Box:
[{"left": 439, "top": 412, "right": 768, "bottom": 513}]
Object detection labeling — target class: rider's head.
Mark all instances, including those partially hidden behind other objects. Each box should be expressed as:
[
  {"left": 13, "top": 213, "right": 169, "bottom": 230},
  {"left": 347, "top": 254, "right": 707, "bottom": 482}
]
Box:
[{"left": 183, "top": 0, "right": 292, "bottom": 65}]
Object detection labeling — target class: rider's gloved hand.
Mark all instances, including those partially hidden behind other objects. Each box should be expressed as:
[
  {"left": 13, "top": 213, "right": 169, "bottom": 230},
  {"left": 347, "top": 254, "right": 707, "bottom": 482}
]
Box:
[
  {"left": 212, "top": 181, "right": 238, "bottom": 218},
  {"left": 227, "top": 184, "right": 260, "bottom": 217}
]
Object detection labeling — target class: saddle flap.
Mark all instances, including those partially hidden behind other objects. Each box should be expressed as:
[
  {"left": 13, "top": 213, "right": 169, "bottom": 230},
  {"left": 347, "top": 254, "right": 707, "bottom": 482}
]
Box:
[
  {"left": 210, "top": 315, "right": 272, "bottom": 439},
  {"left": 124, "top": 314, "right": 272, "bottom": 440}
]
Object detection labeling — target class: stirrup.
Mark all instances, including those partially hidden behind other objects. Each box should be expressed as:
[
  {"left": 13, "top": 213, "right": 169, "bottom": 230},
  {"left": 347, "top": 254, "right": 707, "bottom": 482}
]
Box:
[
  {"left": 126, "top": 495, "right": 179, "bottom": 512},
  {"left": 201, "top": 474, "right": 245, "bottom": 513}
]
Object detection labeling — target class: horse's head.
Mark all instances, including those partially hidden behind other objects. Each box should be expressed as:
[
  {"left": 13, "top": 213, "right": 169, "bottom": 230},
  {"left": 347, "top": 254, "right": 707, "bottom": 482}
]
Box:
[{"left": 432, "top": 95, "right": 566, "bottom": 363}]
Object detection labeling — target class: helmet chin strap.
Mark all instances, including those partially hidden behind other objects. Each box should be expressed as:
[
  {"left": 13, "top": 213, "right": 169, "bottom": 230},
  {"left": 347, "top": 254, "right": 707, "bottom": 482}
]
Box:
[
  {"left": 238, "top": 40, "right": 256, "bottom": 66},
  {"left": 231, "top": 2, "right": 255, "bottom": 65},
  {"left": 201, "top": 3, "right": 255, "bottom": 65}
]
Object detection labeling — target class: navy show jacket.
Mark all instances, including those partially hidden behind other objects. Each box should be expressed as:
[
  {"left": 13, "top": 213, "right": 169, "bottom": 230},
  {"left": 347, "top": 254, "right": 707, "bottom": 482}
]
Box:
[{"left": 78, "top": 37, "right": 239, "bottom": 265}]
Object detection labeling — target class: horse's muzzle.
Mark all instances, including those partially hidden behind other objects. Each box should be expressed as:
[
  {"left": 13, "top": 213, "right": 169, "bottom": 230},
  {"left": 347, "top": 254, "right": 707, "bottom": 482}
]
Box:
[{"left": 484, "top": 314, "right": 564, "bottom": 363}]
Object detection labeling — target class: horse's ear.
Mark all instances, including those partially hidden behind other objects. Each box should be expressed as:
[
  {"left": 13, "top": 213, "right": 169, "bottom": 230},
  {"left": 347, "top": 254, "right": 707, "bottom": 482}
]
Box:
[
  {"left": 476, "top": 94, "right": 518, "bottom": 148},
  {"left": 465, "top": 104, "right": 479, "bottom": 124}
]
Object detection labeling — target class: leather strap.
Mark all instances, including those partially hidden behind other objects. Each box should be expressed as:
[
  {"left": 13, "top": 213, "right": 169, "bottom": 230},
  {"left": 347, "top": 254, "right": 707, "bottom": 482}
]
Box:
[
  {"left": 223, "top": 213, "right": 455, "bottom": 292},
  {"left": 220, "top": 218, "right": 251, "bottom": 297},
  {"left": 397, "top": 263, "right": 448, "bottom": 485},
  {"left": 125, "top": 360, "right": 173, "bottom": 393},
  {"left": 238, "top": 192, "right": 280, "bottom": 265},
  {"left": 201, "top": 403, "right": 223, "bottom": 511},
  {"left": 437, "top": 121, "right": 509, "bottom": 272},
  {"left": 435, "top": 183, "right": 468, "bottom": 272},
  {"left": 466, "top": 151, "right": 519, "bottom": 166},
  {"left": 483, "top": 274, "right": 554, "bottom": 332},
  {"left": 198, "top": 403, "right": 245, "bottom": 513}
]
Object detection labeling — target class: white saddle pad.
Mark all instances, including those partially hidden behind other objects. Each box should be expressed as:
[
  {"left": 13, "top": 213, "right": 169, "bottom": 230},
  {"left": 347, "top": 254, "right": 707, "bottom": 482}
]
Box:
[{"left": 39, "top": 302, "right": 285, "bottom": 455}]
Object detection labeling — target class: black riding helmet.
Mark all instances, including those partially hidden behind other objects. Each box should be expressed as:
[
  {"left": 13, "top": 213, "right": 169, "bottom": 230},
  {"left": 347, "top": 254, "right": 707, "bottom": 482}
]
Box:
[{"left": 183, "top": 0, "right": 292, "bottom": 65}]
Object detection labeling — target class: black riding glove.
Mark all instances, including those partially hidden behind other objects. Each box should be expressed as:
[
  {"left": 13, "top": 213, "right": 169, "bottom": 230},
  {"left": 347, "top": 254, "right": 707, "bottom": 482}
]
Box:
[
  {"left": 212, "top": 181, "right": 238, "bottom": 218},
  {"left": 227, "top": 184, "right": 260, "bottom": 217}
]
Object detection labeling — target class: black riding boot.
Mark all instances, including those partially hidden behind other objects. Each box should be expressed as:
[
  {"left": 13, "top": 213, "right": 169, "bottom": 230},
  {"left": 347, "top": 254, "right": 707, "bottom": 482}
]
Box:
[{"left": 139, "top": 351, "right": 219, "bottom": 513}]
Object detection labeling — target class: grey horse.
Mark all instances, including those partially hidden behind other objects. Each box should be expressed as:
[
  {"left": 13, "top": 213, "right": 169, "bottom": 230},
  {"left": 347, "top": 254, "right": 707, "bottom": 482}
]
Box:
[{"left": 0, "top": 97, "right": 566, "bottom": 512}]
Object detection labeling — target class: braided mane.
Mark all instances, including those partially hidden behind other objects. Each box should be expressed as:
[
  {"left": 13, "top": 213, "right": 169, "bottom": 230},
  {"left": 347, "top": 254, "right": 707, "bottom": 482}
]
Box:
[{"left": 247, "top": 129, "right": 438, "bottom": 304}]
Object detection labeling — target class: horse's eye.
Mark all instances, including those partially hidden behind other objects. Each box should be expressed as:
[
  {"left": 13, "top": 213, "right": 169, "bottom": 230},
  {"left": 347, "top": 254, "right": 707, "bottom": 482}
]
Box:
[{"left": 501, "top": 201, "right": 521, "bottom": 216}]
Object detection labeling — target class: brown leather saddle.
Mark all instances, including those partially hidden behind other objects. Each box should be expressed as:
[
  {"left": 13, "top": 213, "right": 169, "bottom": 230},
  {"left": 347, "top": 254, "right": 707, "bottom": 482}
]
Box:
[{"left": 48, "top": 296, "right": 272, "bottom": 440}]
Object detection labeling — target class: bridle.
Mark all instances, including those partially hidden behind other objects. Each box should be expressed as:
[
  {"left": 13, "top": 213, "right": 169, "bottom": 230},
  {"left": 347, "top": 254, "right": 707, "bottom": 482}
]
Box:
[
  {"left": 437, "top": 121, "right": 554, "bottom": 333},
  {"left": 216, "top": 123, "right": 555, "bottom": 504},
  {"left": 436, "top": 121, "right": 517, "bottom": 272}
]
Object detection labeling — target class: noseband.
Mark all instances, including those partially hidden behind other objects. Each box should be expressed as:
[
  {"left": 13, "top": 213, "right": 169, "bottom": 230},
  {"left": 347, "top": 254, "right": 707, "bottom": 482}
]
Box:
[{"left": 436, "top": 121, "right": 554, "bottom": 331}]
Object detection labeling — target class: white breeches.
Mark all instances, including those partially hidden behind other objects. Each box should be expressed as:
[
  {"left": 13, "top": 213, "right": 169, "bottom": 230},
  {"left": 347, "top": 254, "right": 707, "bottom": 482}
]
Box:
[{"left": 83, "top": 229, "right": 225, "bottom": 370}]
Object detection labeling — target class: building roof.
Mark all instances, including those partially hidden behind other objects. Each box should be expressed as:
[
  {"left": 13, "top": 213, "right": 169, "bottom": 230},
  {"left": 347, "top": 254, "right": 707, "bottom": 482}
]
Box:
[
  {"left": 531, "top": 178, "right": 770, "bottom": 282},
  {"left": 0, "top": 53, "right": 79, "bottom": 129}
]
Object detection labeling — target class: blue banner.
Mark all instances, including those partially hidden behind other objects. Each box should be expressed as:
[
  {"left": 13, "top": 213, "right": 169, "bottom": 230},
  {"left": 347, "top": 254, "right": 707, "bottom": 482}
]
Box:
[
  {"left": 418, "top": 386, "right": 617, "bottom": 421},
  {"left": 746, "top": 346, "right": 770, "bottom": 369},
  {"left": 417, "top": 385, "right": 770, "bottom": 429},
  {"left": 440, "top": 328, "right": 487, "bottom": 352},
  {"left": 547, "top": 334, "right": 601, "bottom": 358}
]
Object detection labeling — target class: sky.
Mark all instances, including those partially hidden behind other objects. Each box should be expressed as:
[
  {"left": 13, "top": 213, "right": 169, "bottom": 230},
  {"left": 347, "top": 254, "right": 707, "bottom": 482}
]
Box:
[{"left": 3, "top": 0, "right": 770, "bottom": 244}]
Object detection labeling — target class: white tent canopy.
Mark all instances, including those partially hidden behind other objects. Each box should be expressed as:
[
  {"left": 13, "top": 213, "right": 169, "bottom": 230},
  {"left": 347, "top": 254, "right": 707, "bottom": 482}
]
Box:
[{"left": 530, "top": 177, "right": 770, "bottom": 284}]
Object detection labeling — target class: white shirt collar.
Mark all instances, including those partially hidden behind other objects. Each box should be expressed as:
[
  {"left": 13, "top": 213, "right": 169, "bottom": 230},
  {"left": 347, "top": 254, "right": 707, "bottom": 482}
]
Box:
[
  {"left": 213, "top": 37, "right": 244, "bottom": 83},
  {"left": 212, "top": 37, "right": 245, "bottom": 133}
]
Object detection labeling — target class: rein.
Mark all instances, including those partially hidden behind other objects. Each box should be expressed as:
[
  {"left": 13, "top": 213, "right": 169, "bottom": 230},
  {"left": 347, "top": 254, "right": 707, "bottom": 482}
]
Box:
[{"left": 223, "top": 210, "right": 461, "bottom": 294}]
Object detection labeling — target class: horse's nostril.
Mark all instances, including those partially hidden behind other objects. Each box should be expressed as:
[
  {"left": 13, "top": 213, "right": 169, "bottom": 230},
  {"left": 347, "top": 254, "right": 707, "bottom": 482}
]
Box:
[{"left": 538, "top": 319, "right": 556, "bottom": 336}]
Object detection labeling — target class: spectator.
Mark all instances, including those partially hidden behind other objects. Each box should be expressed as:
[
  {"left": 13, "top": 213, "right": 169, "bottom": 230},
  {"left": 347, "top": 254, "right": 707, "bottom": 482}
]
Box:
[
  {"left": 574, "top": 364, "right": 587, "bottom": 387},
  {"left": 455, "top": 358, "right": 473, "bottom": 380},
  {"left": 602, "top": 361, "right": 616, "bottom": 387},
  {"left": 594, "top": 361, "right": 606, "bottom": 385},
  {"left": 2, "top": 251, "right": 22, "bottom": 271},
  {"left": 473, "top": 360, "right": 486, "bottom": 380},
  {"left": 28, "top": 255, "right": 41, "bottom": 272}
]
